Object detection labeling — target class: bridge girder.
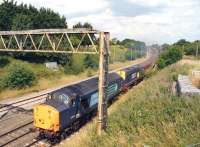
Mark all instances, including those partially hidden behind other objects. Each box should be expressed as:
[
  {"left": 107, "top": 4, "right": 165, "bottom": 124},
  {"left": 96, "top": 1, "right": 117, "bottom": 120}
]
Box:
[{"left": 0, "top": 28, "right": 101, "bottom": 54}]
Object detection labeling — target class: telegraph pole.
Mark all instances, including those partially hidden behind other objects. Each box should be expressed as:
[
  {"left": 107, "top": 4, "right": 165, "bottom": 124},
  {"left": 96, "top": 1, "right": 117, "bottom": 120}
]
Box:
[{"left": 97, "top": 32, "right": 109, "bottom": 135}]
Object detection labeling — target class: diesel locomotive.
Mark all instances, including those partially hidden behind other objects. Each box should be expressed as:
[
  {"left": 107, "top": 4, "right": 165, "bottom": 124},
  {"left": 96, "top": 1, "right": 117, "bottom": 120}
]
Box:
[{"left": 33, "top": 58, "right": 153, "bottom": 140}]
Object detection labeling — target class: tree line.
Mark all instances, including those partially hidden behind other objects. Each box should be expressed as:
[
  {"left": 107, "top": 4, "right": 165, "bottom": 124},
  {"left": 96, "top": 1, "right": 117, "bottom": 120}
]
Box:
[
  {"left": 0, "top": 0, "right": 66, "bottom": 30},
  {"left": 157, "top": 39, "right": 199, "bottom": 69},
  {"left": 111, "top": 38, "right": 146, "bottom": 60}
]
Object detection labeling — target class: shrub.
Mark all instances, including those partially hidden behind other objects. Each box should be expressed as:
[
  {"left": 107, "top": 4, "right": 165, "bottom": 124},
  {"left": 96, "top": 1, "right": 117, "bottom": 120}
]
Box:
[
  {"left": 64, "top": 63, "right": 73, "bottom": 75},
  {"left": 157, "top": 58, "right": 166, "bottom": 69},
  {"left": 0, "top": 56, "right": 10, "bottom": 67},
  {"left": 157, "top": 47, "right": 183, "bottom": 69},
  {"left": 84, "top": 55, "right": 99, "bottom": 69},
  {"left": 4, "top": 64, "right": 36, "bottom": 88},
  {"left": 64, "top": 54, "right": 99, "bottom": 75},
  {"left": 64, "top": 55, "right": 85, "bottom": 74}
]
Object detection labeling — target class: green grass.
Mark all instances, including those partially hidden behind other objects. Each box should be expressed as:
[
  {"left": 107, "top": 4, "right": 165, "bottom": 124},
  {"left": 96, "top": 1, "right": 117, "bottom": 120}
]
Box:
[{"left": 62, "top": 62, "right": 200, "bottom": 147}]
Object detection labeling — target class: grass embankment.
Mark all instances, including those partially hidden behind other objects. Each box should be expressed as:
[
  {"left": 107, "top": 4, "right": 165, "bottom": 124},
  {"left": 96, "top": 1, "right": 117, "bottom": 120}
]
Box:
[
  {"left": 61, "top": 62, "right": 200, "bottom": 147},
  {"left": 0, "top": 54, "right": 146, "bottom": 100}
]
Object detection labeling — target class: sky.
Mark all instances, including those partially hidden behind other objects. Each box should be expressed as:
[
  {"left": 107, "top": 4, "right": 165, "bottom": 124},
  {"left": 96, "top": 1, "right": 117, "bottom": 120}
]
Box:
[{"left": 4, "top": 0, "right": 200, "bottom": 44}]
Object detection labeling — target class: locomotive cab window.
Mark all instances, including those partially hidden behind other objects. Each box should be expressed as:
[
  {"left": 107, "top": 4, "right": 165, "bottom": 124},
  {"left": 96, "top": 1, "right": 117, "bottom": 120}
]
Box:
[
  {"left": 59, "top": 94, "right": 71, "bottom": 105},
  {"left": 48, "top": 93, "right": 75, "bottom": 108}
]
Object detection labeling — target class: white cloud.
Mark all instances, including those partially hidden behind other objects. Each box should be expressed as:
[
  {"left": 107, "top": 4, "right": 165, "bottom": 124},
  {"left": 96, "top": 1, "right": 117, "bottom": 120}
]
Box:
[
  {"left": 68, "top": 0, "right": 200, "bottom": 44},
  {"left": 6, "top": 0, "right": 200, "bottom": 44},
  {"left": 16, "top": 0, "right": 109, "bottom": 15},
  {"left": 128, "top": 0, "right": 198, "bottom": 7},
  {"left": 128, "top": 0, "right": 168, "bottom": 7}
]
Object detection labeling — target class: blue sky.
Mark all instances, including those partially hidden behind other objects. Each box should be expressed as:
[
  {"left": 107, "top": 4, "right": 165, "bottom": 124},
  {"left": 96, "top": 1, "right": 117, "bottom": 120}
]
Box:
[{"left": 6, "top": 0, "right": 200, "bottom": 44}]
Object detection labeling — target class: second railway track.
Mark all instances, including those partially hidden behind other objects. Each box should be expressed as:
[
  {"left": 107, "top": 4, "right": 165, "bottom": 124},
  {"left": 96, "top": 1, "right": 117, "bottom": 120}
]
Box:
[{"left": 0, "top": 110, "right": 35, "bottom": 147}]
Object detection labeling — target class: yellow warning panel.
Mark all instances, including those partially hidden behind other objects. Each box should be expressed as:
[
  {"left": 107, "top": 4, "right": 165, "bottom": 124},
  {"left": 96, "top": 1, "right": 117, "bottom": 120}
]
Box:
[
  {"left": 117, "top": 70, "right": 126, "bottom": 80},
  {"left": 34, "top": 104, "right": 60, "bottom": 132}
]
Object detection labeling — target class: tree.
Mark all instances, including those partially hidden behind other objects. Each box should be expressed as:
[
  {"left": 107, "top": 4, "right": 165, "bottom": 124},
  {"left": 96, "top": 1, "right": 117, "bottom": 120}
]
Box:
[
  {"left": 12, "top": 14, "right": 33, "bottom": 30},
  {"left": 73, "top": 22, "right": 95, "bottom": 46},
  {"left": 174, "top": 39, "right": 190, "bottom": 46},
  {"left": 111, "top": 38, "right": 120, "bottom": 45},
  {"left": 0, "top": 0, "right": 17, "bottom": 30},
  {"left": 0, "top": 0, "right": 67, "bottom": 30},
  {"left": 120, "top": 38, "right": 146, "bottom": 50}
]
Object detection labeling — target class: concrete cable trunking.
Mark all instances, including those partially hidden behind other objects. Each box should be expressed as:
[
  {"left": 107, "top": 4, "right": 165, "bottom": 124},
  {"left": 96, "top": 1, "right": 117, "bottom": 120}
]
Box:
[{"left": 177, "top": 75, "right": 200, "bottom": 96}]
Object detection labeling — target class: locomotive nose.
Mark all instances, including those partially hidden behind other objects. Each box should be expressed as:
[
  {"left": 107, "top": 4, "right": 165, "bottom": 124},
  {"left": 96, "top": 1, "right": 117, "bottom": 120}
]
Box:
[{"left": 33, "top": 104, "right": 60, "bottom": 132}]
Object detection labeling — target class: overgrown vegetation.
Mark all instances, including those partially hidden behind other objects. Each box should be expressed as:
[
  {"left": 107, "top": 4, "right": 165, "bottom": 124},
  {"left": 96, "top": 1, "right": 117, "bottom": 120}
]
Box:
[
  {"left": 0, "top": 56, "right": 10, "bottom": 67},
  {"left": 173, "top": 39, "right": 200, "bottom": 56},
  {"left": 156, "top": 39, "right": 200, "bottom": 69},
  {"left": 157, "top": 47, "right": 183, "bottom": 69},
  {"left": 2, "top": 63, "right": 36, "bottom": 88},
  {"left": 64, "top": 55, "right": 86, "bottom": 75},
  {"left": 63, "top": 63, "right": 200, "bottom": 147}
]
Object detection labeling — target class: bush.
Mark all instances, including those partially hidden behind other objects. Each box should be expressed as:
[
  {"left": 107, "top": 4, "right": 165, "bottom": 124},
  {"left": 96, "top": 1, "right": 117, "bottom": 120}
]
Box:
[
  {"left": 157, "top": 47, "right": 183, "bottom": 69},
  {"left": 0, "top": 56, "right": 10, "bottom": 67},
  {"left": 64, "top": 54, "right": 99, "bottom": 75},
  {"left": 4, "top": 64, "right": 36, "bottom": 88},
  {"left": 64, "top": 63, "right": 73, "bottom": 74},
  {"left": 84, "top": 55, "right": 98, "bottom": 69},
  {"left": 157, "top": 58, "right": 166, "bottom": 69},
  {"left": 64, "top": 55, "right": 85, "bottom": 74}
]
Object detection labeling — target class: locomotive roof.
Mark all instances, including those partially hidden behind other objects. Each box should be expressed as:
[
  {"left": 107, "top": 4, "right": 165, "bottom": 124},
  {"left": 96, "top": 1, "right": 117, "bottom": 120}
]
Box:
[
  {"left": 45, "top": 73, "right": 122, "bottom": 110},
  {"left": 54, "top": 77, "right": 98, "bottom": 97},
  {"left": 49, "top": 72, "right": 122, "bottom": 98}
]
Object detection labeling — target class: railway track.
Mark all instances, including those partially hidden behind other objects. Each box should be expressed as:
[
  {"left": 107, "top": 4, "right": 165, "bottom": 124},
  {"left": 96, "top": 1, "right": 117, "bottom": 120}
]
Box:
[
  {"left": 0, "top": 94, "right": 50, "bottom": 147},
  {"left": 0, "top": 94, "right": 47, "bottom": 112},
  {"left": 0, "top": 54, "right": 156, "bottom": 147},
  {"left": 0, "top": 109, "right": 51, "bottom": 147},
  {"left": 0, "top": 110, "right": 34, "bottom": 147}
]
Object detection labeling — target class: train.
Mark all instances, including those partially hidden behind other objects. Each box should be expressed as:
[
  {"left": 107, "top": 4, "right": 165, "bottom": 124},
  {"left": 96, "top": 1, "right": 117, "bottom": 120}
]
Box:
[{"left": 33, "top": 55, "right": 155, "bottom": 141}]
